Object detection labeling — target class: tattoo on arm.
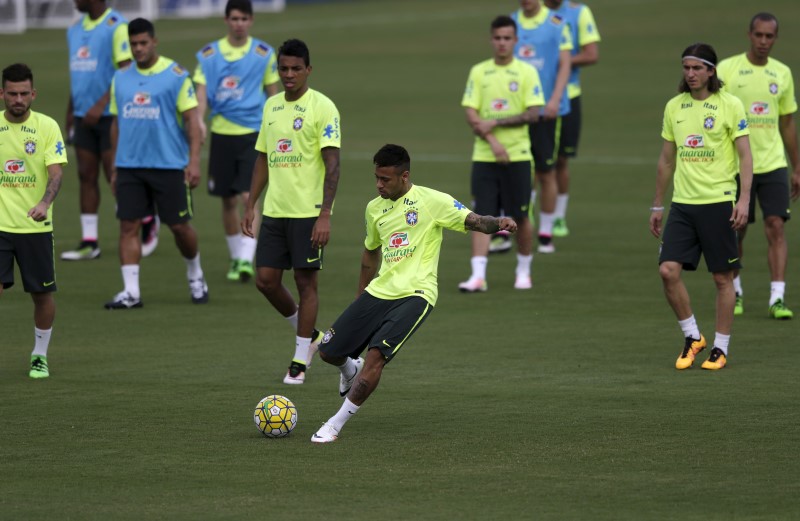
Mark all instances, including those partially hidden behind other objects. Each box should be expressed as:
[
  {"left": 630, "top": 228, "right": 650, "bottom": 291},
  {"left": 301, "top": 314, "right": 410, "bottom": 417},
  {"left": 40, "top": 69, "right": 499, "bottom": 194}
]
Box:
[
  {"left": 321, "top": 148, "right": 340, "bottom": 212},
  {"left": 42, "top": 168, "right": 63, "bottom": 205},
  {"left": 464, "top": 212, "right": 500, "bottom": 234}
]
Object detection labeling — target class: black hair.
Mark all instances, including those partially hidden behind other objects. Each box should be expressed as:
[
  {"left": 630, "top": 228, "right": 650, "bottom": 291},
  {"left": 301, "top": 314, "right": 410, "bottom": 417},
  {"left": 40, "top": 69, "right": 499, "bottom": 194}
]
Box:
[
  {"left": 278, "top": 39, "right": 310, "bottom": 67},
  {"left": 491, "top": 15, "right": 517, "bottom": 34},
  {"left": 225, "top": 0, "right": 253, "bottom": 17},
  {"left": 679, "top": 43, "right": 723, "bottom": 93},
  {"left": 128, "top": 18, "right": 155, "bottom": 38},
  {"left": 750, "top": 12, "right": 778, "bottom": 34},
  {"left": 2, "top": 63, "right": 33, "bottom": 87},
  {"left": 373, "top": 144, "right": 411, "bottom": 173}
]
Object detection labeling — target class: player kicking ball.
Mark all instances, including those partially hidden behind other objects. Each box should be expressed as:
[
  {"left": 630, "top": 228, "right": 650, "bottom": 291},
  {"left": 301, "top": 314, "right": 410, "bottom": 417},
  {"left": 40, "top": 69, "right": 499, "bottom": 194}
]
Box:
[{"left": 311, "top": 144, "right": 517, "bottom": 443}]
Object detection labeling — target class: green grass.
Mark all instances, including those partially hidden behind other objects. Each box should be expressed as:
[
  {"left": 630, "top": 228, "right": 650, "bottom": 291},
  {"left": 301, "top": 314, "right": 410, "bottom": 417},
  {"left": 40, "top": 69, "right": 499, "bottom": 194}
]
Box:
[{"left": 2, "top": 0, "right": 800, "bottom": 519}]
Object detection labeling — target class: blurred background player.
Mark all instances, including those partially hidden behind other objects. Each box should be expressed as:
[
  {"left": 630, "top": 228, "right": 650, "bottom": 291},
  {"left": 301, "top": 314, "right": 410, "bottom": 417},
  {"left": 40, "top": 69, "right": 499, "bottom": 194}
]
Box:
[
  {"left": 544, "top": 0, "right": 601, "bottom": 238},
  {"left": 458, "top": 15, "right": 543, "bottom": 292},
  {"left": 194, "top": 0, "right": 279, "bottom": 283},
  {"left": 311, "top": 144, "right": 518, "bottom": 443},
  {"left": 717, "top": 12, "right": 800, "bottom": 320},
  {"left": 242, "top": 39, "right": 340, "bottom": 385},
  {"left": 63, "top": 0, "right": 159, "bottom": 261},
  {"left": 0, "top": 63, "right": 67, "bottom": 378},
  {"left": 650, "top": 43, "right": 752, "bottom": 371},
  {"left": 104, "top": 18, "right": 208, "bottom": 309},
  {"left": 512, "top": 0, "right": 572, "bottom": 253}
]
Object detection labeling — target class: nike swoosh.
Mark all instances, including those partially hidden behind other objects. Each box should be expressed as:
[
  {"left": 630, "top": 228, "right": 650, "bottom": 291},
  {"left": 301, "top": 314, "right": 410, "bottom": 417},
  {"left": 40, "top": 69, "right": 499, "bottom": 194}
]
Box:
[
  {"left": 43, "top": 281, "right": 55, "bottom": 286},
  {"left": 378, "top": 221, "right": 387, "bottom": 226},
  {"left": 179, "top": 210, "right": 189, "bottom": 217},
  {"left": 677, "top": 120, "right": 685, "bottom": 123},
  {"left": 728, "top": 257, "right": 739, "bottom": 263},
  {"left": 306, "top": 257, "right": 320, "bottom": 263},
  {"left": 382, "top": 340, "right": 391, "bottom": 348},
  {"left": 268, "top": 121, "right": 275, "bottom": 125}
]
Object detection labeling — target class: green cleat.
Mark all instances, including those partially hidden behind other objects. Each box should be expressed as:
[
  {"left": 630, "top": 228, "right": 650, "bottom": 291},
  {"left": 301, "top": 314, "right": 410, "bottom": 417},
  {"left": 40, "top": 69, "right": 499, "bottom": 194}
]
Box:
[
  {"left": 552, "top": 217, "right": 569, "bottom": 237},
  {"left": 734, "top": 293, "right": 744, "bottom": 316},
  {"left": 238, "top": 260, "right": 255, "bottom": 283},
  {"left": 29, "top": 355, "right": 49, "bottom": 379},
  {"left": 226, "top": 259, "right": 241, "bottom": 281},
  {"left": 769, "top": 299, "right": 793, "bottom": 320}
]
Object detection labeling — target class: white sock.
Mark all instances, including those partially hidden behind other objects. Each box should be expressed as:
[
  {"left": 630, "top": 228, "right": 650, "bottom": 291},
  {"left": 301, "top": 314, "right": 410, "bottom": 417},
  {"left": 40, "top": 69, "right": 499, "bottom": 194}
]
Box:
[
  {"left": 770, "top": 281, "right": 786, "bottom": 306},
  {"left": 121, "top": 264, "right": 140, "bottom": 299},
  {"left": 294, "top": 336, "right": 311, "bottom": 365},
  {"left": 239, "top": 235, "right": 257, "bottom": 262},
  {"left": 33, "top": 327, "right": 51, "bottom": 357},
  {"left": 285, "top": 310, "right": 299, "bottom": 331},
  {"left": 733, "top": 275, "right": 743, "bottom": 296},
  {"left": 555, "top": 194, "right": 569, "bottom": 220},
  {"left": 678, "top": 315, "right": 700, "bottom": 340},
  {"left": 338, "top": 357, "right": 357, "bottom": 380},
  {"left": 470, "top": 256, "right": 488, "bottom": 280},
  {"left": 516, "top": 253, "right": 533, "bottom": 277},
  {"left": 184, "top": 253, "right": 203, "bottom": 280},
  {"left": 539, "top": 212, "right": 555, "bottom": 237},
  {"left": 80, "top": 214, "right": 99, "bottom": 242},
  {"left": 328, "top": 397, "right": 360, "bottom": 433},
  {"left": 225, "top": 234, "right": 240, "bottom": 260},
  {"left": 714, "top": 332, "right": 730, "bottom": 355}
]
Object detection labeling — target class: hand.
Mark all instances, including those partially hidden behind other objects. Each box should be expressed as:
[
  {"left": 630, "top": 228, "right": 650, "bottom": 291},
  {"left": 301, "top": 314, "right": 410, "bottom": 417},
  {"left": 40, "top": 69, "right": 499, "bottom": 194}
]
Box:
[
  {"left": 543, "top": 100, "right": 559, "bottom": 120},
  {"left": 730, "top": 199, "right": 749, "bottom": 230},
  {"left": 83, "top": 104, "right": 103, "bottom": 126},
  {"left": 475, "top": 119, "right": 496, "bottom": 137},
  {"left": 184, "top": 164, "right": 201, "bottom": 189},
  {"left": 490, "top": 141, "right": 510, "bottom": 164},
  {"left": 498, "top": 216, "right": 517, "bottom": 233},
  {"left": 311, "top": 213, "right": 331, "bottom": 248},
  {"left": 791, "top": 169, "right": 800, "bottom": 201},
  {"left": 241, "top": 206, "right": 255, "bottom": 238},
  {"left": 649, "top": 209, "right": 663, "bottom": 238},
  {"left": 27, "top": 202, "right": 48, "bottom": 222}
]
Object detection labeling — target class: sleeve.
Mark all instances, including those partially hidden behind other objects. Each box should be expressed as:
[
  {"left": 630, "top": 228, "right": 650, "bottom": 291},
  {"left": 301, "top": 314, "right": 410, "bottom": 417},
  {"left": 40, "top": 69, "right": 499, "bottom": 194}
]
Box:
[
  {"left": 255, "top": 103, "right": 270, "bottom": 153},
  {"left": 559, "top": 23, "right": 573, "bottom": 52},
  {"left": 264, "top": 51, "right": 279, "bottom": 86},
  {"left": 778, "top": 68, "right": 797, "bottom": 116},
  {"left": 317, "top": 98, "right": 341, "bottom": 149},
  {"left": 44, "top": 119, "right": 68, "bottom": 166},
  {"left": 430, "top": 190, "right": 471, "bottom": 234},
  {"left": 364, "top": 205, "right": 381, "bottom": 250},
  {"left": 461, "top": 66, "right": 480, "bottom": 109},
  {"left": 109, "top": 76, "right": 118, "bottom": 115},
  {"left": 524, "top": 65, "right": 545, "bottom": 108},
  {"left": 661, "top": 103, "right": 674, "bottom": 142},
  {"left": 577, "top": 6, "right": 601, "bottom": 45},
  {"left": 112, "top": 23, "right": 132, "bottom": 65},
  {"left": 192, "top": 63, "right": 206, "bottom": 85},
  {"left": 176, "top": 76, "right": 199, "bottom": 113},
  {"left": 730, "top": 96, "right": 750, "bottom": 139}
]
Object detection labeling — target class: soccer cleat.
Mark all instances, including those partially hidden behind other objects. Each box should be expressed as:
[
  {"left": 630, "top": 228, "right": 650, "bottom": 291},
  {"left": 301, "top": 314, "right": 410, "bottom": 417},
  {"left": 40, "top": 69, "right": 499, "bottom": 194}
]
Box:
[
  {"left": 734, "top": 293, "right": 744, "bottom": 316},
  {"left": 60, "top": 241, "right": 100, "bottom": 261},
  {"left": 769, "top": 299, "right": 793, "bottom": 320},
  {"left": 339, "top": 357, "right": 364, "bottom": 397},
  {"left": 141, "top": 215, "right": 160, "bottom": 257},
  {"left": 189, "top": 278, "right": 209, "bottom": 304},
  {"left": 307, "top": 329, "right": 323, "bottom": 368},
  {"left": 537, "top": 243, "right": 556, "bottom": 254},
  {"left": 514, "top": 274, "right": 532, "bottom": 290},
  {"left": 238, "top": 260, "right": 255, "bottom": 283},
  {"left": 675, "top": 334, "right": 706, "bottom": 370},
  {"left": 29, "top": 355, "right": 49, "bottom": 379},
  {"left": 310, "top": 422, "right": 339, "bottom": 443},
  {"left": 104, "top": 291, "right": 143, "bottom": 310},
  {"left": 552, "top": 218, "right": 569, "bottom": 237},
  {"left": 226, "top": 259, "right": 241, "bottom": 281},
  {"left": 489, "top": 232, "right": 512, "bottom": 254},
  {"left": 701, "top": 347, "right": 727, "bottom": 370},
  {"left": 283, "top": 361, "right": 307, "bottom": 385},
  {"left": 458, "top": 278, "right": 487, "bottom": 293}
]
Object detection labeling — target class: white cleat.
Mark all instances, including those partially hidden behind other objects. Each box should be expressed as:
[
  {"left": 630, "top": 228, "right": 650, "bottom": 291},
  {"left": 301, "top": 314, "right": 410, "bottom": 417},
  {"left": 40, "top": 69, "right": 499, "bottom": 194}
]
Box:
[
  {"left": 339, "top": 357, "right": 364, "bottom": 397},
  {"left": 514, "top": 274, "right": 532, "bottom": 290},
  {"left": 458, "top": 278, "right": 487, "bottom": 293},
  {"left": 537, "top": 243, "right": 555, "bottom": 254},
  {"left": 311, "top": 422, "right": 339, "bottom": 443},
  {"left": 307, "top": 329, "right": 323, "bottom": 368}
]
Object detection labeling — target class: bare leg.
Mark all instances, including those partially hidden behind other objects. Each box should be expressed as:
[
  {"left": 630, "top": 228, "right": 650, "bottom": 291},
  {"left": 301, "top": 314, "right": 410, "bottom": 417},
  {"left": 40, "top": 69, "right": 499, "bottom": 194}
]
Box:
[{"left": 659, "top": 261, "right": 693, "bottom": 320}]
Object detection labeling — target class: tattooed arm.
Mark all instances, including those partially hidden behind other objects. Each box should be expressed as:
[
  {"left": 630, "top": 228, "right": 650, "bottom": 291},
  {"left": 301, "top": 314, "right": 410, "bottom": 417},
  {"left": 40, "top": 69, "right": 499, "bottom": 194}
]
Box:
[
  {"left": 28, "top": 164, "right": 64, "bottom": 222},
  {"left": 464, "top": 212, "right": 517, "bottom": 234}
]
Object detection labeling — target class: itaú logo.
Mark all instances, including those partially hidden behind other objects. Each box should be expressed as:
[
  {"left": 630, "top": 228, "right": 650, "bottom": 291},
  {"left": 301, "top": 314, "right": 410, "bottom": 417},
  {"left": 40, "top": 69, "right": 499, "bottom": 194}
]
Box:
[{"left": 684, "top": 134, "right": 704, "bottom": 148}]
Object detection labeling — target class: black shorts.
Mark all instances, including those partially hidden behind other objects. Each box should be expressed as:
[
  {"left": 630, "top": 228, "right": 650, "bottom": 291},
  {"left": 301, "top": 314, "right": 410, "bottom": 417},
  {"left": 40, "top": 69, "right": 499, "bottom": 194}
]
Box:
[
  {"left": 659, "top": 202, "right": 741, "bottom": 273},
  {"left": 471, "top": 161, "right": 531, "bottom": 220},
  {"left": 0, "top": 231, "right": 56, "bottom": 293},
  {"left": 736, "top": 168, "right": 791, "bottom": 223},
  {"left": 73, "top": 116, "right": 113, "bottom": 155},
  {"left": 208, "top": 132, "right": 258, "bottom": 197},
  {"left": 558, "top": 96, "right": 581, "bottom": 158},
  {"left": 529, "top": 118, "right": 560, "bottom": 173},
  {"left": 256, "top": 216, "right": 323, "bottom": 270},
  {"left": 318, "top": 293, "right": 433, "bottom": 363},
  {"left": 116, "top": 168, "right": 192, "bottom": 225}
]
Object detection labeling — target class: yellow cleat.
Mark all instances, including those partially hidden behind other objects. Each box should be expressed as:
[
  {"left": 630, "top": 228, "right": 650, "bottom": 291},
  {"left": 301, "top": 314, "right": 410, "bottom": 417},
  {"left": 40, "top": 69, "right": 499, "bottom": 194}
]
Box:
[
  {"left": 701, "top": 347, "right": 727, "bottom": 370},
  {"left": 734, "top": 294, "right": 744, "bottom": 316},
  {"left": 675, "top": 335, "right": 706, "bottom": 370}
]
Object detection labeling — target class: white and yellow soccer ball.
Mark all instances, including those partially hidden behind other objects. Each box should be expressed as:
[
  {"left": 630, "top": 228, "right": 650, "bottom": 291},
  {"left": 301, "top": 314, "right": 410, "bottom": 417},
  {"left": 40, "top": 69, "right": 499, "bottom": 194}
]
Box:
[{"left": 254, "top": 395, "right": 298, "bottom": 438}]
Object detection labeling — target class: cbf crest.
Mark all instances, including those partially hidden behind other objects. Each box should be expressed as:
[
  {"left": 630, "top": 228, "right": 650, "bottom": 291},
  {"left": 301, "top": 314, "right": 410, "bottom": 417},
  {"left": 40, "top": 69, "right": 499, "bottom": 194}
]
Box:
[
  {"left": 769, "top": 83, "right": 778, "bottom": 95},
  {"left": 293, "top": 117, "right": 303, "bottom": 130},
  {"left": 405, "top": 208, "right": 419, "bottom": 226},
  {"left": 703, "top": 114, "right": 715, "bottom": 130},
  {"left": 24, "top": 139, "right": 36, "bottom": 155}
]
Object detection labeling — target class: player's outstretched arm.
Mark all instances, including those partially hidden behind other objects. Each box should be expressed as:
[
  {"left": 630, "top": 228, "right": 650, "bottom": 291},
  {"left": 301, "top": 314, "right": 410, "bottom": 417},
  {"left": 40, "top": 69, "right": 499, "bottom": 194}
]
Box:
[{"left": 464, "top": 213, "right": 517, "bottom": 234}]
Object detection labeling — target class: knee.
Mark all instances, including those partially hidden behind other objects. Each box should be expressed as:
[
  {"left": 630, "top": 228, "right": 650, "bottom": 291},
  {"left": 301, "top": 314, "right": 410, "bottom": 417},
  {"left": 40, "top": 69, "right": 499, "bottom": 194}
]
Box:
[
  {"left": 764, "top": 217, "right": 785, "bottom": 240},
  {"left": 659, "top": 262, "right": 679, "bottom": 283},
  {"left": 255, "top": 272, "right": 278, "bottom": 295},
  {"left": 712, "top": 272, "right": 733, "bottom": 290}
]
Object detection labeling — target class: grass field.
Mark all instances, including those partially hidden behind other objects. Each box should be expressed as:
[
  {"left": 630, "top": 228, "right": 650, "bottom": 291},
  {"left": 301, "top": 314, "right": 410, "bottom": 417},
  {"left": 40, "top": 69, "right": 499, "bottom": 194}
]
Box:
[{"left": 2, "top": 0, "right": 800, "bottom": 519}]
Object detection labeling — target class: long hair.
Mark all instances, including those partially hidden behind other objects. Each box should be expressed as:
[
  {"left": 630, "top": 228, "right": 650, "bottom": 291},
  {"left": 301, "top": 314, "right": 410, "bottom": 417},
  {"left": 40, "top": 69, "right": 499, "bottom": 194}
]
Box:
[{"left": 678, "top": 43, "right": 723, "bottom": 93}]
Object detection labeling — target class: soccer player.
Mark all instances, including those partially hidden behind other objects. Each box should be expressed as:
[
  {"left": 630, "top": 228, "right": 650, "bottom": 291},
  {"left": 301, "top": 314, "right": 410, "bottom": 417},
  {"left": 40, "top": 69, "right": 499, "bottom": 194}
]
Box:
[
  {"left": 63, "top": 0, "right": 159, "bottom": 261},
  {"left": 310, "top": 144, "right": 518, "bottom": 443},
  {"left": 0, "top": 63, "right": 67, "bottom": 378},
  {"left": 717, "top": 13, "right": 800, "bottom": 320},
  {"left": 650, "top": 43, "right": 753, "bottom": 371},
  {"left": 194, "top": 0, "right": 279, "bottom": 283},
  {"left": 544, "top": 0, "right": 600, "bottom": 237},
  {"left": 458, "top": 15, "right": 543, "bottom": 292},
  {"left": 512, "top": 0, "right": 572, "bottom": 253},
  {"left": 242, "top": 39, "right": 340, "bottom": 385},
  {"left": 104, "top": 18, "right": 208, "bottom": 309}
]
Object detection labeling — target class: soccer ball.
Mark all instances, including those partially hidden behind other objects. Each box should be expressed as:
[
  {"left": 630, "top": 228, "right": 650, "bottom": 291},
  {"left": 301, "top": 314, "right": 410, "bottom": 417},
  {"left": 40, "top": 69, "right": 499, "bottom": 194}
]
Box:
[{"left": 254, "top": 395, "right": 298, "bottom": 438}]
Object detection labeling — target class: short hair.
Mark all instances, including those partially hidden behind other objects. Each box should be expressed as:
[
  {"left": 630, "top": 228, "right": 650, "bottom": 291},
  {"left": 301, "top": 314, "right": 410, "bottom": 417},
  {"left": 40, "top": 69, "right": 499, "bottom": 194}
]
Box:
[
  {"left": 278, "top": 39, "right": 310, "bottom": 67},
  {"left": 373, "top": 144, "right": 411, "bottom": 173},
  {"left": 491, "top": 15, "right": 517, "bottom": 34},
  {"left": 128, "top": 18, "right": 155, "bottom": 38},
  {"left": 679, "top": 43, "right": 723, "bottom": 93},
  {"left": 225, "top": 0, "right": 253, "bottom": 17},
  {"left": 2, "top": 63, "right": 33, "bottom": 87},
  {"left": 750, "top": 12, "right": 778, "bottom": 34}
]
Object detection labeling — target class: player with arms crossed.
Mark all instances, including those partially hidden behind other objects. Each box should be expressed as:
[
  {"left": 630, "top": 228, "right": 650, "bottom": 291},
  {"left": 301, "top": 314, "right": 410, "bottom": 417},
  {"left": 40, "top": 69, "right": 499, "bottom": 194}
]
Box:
[
  {"left": 311, "top": 144, "right": 518, "bottom": 443},
  {"left": 650, "top": 43, "right": 753, "bottom": 371},
  {"left": 717, "top": 12, "right": 800, "bottom": 319},
  {"left": 0, "top": 63, "right": 67, "bottom": 378}
]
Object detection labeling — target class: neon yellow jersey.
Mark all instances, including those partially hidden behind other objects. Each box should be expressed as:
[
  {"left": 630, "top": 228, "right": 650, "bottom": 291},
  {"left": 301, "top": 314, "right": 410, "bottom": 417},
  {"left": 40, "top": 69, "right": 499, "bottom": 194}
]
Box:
[
  {"left": 364, "top": 185, "right": 472, "bottom": 306},
  {"left": 255, "top": 88, "right": 340, "bottom": 218},
  {"left": 661, "top": 91, "right": 749, "bottom": 204},
  {"left": 718, "top": 53, "right": 797, "bottom": 174},
  {"left": 462, "top": 58, "right": 544, "bottom": 162},
  {"left": 193, "top": 37, "right": 278, "bottom": 135},
  {"left": 0, "top": 110, "right": 68, "bottom": 233}
]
